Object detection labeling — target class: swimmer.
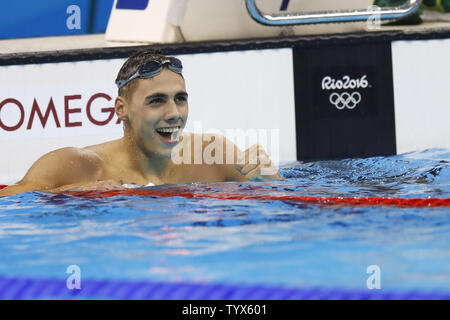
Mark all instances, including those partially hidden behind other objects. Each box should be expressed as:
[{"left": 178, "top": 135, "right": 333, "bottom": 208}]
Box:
[{"left": 0, "top": 50, "right": 283, "bottom": 196}]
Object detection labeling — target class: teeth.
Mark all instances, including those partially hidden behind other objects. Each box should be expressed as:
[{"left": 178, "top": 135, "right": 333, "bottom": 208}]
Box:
[
  {"left": 171, "top": 128, "right": 182, "bottom": 141},
  {"left": 156, "top": 126, "right": 180, "bottom": 133}
]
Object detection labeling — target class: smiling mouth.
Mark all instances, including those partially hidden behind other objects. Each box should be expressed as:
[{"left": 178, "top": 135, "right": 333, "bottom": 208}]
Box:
[{"left": 155, "top": 126, "right": 182, "bottom": 143}]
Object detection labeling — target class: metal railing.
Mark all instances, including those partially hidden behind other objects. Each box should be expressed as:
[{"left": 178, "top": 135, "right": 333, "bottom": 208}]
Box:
[{"left": 245, "top": 0, "right": 422, "bottom": 26}]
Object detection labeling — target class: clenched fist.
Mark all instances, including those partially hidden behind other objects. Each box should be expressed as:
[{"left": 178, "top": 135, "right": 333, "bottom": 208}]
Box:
[{"left": 234, "top": 144, "right": 284, "bottom": 182}]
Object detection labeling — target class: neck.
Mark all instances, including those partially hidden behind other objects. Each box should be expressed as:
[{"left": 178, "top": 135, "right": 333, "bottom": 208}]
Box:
[{"left": 120, "top": 130, "right": 174, "bottom": 182}]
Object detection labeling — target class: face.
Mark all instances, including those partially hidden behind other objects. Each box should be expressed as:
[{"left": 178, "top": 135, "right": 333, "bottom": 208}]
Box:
[{"left": 117, "top": 68, "right": 189, "bottom": 158}]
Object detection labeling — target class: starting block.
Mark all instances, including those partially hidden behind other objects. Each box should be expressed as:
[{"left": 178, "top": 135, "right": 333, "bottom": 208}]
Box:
[{"left": 106, "top": 0, "right": 380, "bottom": 43}]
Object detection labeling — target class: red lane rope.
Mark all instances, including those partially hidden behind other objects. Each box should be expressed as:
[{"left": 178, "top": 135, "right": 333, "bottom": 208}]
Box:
[
  {"left": 2, "top": 184, "right": 449, "bottom": 207},
  {"left": 66, "top": 189, "right": 450, "bottom": 208}
]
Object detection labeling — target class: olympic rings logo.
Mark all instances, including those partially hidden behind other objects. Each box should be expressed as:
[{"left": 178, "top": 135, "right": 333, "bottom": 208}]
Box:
[{"left": 329, "top": 92, "right": 361, "bottom": 110}]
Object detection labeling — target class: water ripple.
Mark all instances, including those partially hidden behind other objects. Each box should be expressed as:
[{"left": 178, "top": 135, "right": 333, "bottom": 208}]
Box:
[{"left": 0, "top": 149, "right": 449, "bottom": 290}]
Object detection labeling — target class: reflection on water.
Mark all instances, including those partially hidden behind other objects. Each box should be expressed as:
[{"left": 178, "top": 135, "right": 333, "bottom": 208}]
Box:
[{"left": 0, "top": 149, "right": 449, "bottom": 290}]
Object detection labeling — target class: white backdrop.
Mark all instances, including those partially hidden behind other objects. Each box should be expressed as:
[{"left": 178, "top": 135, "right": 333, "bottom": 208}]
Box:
[
  {"left": 3, "top": 38, "right": 450, "bottom": 184},
  {"left": 392, "top": 38, "right": 450, "bottom": 154},
  {"left": 0, "top": 48, "right": 296, "bottom": 184}
]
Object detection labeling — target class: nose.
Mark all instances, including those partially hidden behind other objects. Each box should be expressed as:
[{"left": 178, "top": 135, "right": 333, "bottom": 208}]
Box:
[{"left": 163, "top": 98, "right": 182, "bottom": 124}]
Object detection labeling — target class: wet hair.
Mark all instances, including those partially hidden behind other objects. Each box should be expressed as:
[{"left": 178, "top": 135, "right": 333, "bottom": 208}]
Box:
[{"left": 115, "top": 49, "right": 172, "bottom": 101}]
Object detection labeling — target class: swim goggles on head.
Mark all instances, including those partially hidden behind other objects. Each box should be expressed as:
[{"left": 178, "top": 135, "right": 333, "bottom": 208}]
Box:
[{"left": 115, "top": 57, "right": 183, "bottom": 89}]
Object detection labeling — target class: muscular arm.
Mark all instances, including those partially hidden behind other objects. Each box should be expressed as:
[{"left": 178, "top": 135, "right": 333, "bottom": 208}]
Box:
[
  {"left": 198, "top": 133, "right": 282, "bottom": 182},
  {"left": 197, "top": 133, "right": 248, "bottom": 182},
  {"left": 0, "top": 147, "right": 104, "bottom": 196},
  {"left": 220, "top": 135, "right": 283, "bottom": 182}
]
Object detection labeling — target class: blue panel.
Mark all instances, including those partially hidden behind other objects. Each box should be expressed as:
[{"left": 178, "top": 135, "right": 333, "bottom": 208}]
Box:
[
  {"left": 116, "top": 0, "right": 149, "bottom": 10},
  {"left": 0, "top": 0, "right": 114, "bottom": 39},
  {"left": 92, "top": 0, "right": 115, "bottom": 33}
]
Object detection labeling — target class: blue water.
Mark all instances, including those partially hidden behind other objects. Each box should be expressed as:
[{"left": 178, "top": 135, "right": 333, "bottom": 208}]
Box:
[{"left": 0, "top": 149, "right": 449, "bottom": 293}]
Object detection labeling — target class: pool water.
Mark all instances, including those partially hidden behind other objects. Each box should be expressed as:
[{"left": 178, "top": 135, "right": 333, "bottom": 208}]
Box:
[{"left": 0, "top": 149, "right": 449, "bottom": 295}]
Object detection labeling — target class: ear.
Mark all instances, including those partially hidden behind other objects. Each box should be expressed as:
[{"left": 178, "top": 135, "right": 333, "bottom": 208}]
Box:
[{"left": 115, "top": 96, "right": 129, "bottom": 122}]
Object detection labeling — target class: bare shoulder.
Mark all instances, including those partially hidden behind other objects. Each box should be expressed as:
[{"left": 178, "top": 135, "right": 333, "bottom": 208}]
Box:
[
  {"left": 0, "top": 146, "right": 104, "bottom": 196},
  {"left": 83, "top": 139, "right": 123, "bottom": 162},
  {"left": 21, "top": 147, "right": 104, "bottom": 187},
  {"left": 180, "top": 132, "right": 238, "bottom": 161},
  {"left": 185, "top": 132, "right": 238, "bottom": 149},
  {"left": 179, "top": 132, "right": 247, "bottom": 182},
  {"left": 39, "top": 147, "right": 102, "bottom": 169}
]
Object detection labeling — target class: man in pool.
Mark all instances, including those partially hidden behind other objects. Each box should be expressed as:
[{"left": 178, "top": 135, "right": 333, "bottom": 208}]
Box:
[{"left": 0, "top": 50, "right": 283, "bottom": 196}]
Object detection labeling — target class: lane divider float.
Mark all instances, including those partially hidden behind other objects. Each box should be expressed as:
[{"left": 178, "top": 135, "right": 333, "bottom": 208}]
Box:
[
  {"left": 68, "top": 189, "right": 450, "bottom": 208},
  {"left": 1, "top": 184, "right": 449, "bottom": 208}
]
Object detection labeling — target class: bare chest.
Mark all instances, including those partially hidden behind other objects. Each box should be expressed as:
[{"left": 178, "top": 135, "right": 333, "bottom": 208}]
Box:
[{"left": 100, "top": 162, "right": 225, "bottom": 185}]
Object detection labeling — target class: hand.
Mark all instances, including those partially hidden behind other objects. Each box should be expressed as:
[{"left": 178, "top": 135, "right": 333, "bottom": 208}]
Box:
[{"left": 234, "top": 144, "right": 284, "bottom": 182}]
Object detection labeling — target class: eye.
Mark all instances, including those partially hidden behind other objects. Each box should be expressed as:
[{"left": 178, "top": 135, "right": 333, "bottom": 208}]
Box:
[
  {"left": 147, "top": 96, "right": 166, "bottom": 105},
  {"left": 150, "top": 98, "right": 164, "bottom": 104},
  {"left": 175, "top": 94, "right": 188, "bottom": 104}
]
